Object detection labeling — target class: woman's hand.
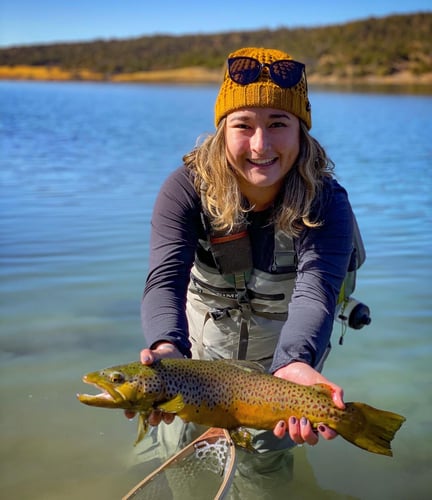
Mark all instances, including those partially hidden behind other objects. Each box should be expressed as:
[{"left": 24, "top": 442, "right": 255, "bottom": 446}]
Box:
[
  {"left": 272, "top": 361, "right": 345, "bottom": 445},
  {"left": 139, "top": 342, "right": 184, "bottom": 364},
  {"left": 123, "top": 342, "right": 183, "bottom": 425}
]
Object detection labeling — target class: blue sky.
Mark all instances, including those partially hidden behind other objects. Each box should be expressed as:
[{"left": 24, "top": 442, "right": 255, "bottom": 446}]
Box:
[{"left": 0, "top": 0, "right": 430, "bottom": 47}]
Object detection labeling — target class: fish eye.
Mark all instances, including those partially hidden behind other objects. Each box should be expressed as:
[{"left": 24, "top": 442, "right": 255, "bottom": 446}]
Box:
[{"left": 109, "top": 371, "right": 125, "bottom": 384}]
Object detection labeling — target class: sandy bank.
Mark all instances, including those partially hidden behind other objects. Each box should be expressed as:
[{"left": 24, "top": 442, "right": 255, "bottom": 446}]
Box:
[{"left": 1, "top": 65, "right": 432, "bottom": 89}]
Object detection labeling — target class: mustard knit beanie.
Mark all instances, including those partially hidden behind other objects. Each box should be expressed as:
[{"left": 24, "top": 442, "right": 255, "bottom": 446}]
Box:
[{"left": 214, "top": 47, "right": 311, "bottom": 129}]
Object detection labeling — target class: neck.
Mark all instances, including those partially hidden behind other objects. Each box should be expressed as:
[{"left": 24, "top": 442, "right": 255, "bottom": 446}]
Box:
[{"left": 240, "top": 182, "right": 282, "bottom": 212}]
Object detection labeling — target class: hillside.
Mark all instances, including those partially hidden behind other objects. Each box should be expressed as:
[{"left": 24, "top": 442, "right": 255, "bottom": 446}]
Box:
[{"left": 0, "top": 12, "right": 431, "bottom": 85}]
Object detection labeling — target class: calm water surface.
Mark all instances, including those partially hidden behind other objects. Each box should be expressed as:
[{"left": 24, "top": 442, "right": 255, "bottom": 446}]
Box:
[{"left": 1, "top": 81, "right": 431, "bottom": 499}]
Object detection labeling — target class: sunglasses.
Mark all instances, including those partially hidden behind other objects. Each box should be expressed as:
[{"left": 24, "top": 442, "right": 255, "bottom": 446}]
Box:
[{"left": 227, "top": 56, "right": 306, "bottom": 89}]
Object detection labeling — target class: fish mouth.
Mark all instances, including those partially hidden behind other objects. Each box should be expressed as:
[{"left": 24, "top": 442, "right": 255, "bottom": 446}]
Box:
[{"left": 77, "top": 373, "right": 127, "bottom": 408}]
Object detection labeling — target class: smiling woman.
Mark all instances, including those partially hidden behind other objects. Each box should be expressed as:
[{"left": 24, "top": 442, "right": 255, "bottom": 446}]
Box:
[{"left": 134, "top": 46, "right": 359, "bottom": 498}]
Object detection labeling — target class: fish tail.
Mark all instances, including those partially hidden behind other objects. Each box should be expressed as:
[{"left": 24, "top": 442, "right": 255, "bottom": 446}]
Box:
[{"left": 337, "top": 402, "right": 406, "bottom": 456}]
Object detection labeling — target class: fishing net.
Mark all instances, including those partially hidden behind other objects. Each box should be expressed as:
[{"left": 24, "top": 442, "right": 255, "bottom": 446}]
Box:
[
  {"left": 123, "top": 429, "right": 236, "bottom": 500},
  {"left": 194, "top": 435, "right": 231, "bottom": 475}
]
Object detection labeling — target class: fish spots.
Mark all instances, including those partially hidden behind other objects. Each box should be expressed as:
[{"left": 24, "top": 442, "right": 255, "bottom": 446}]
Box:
[{"left": 90, "top": 359, "right": 348, "bottom": 431}]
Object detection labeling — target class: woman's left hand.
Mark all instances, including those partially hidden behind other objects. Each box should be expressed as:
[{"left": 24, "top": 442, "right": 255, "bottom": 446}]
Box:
[{"left": 272, "top": 361, "right": 345, "bottom": 445}]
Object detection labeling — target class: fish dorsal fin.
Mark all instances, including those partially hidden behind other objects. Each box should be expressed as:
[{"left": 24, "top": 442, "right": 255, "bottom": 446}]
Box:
[
  {"left": 220, "top": 359, "right": 266, "bottom": 374},
  {"left": 157, "top": 393, "right": 185, "bottom": 413}
]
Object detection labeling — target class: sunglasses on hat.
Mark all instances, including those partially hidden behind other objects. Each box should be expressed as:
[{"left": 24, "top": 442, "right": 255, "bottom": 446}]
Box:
[{"left": 227, "top": 56, "right": 306, "bottom": 89}]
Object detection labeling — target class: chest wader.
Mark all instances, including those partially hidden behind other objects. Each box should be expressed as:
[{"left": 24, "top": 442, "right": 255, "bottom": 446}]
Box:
[
  {"left": 206, "top": 229, "right": 253, "bottom": 361},
  {"left": 187, "top": 207, "right": 370, "bottom": 366},
  {"left": 187, "top": 217, "right": 297, "bottom": 368}
]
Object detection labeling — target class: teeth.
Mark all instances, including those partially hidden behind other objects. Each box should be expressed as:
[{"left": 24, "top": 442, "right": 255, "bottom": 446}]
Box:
[{"left": 250, "top": 158, "right": 274, "bottom": 165}]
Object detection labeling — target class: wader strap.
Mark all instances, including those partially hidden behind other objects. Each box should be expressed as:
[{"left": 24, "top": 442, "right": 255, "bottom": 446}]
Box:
[
  {"left": 272, "top": 230, "right": 297, "bottom": 273},
  {"left": 233, "top": 272, "right": 251, "bottom": 360},
  {"left": 237, "top": 318, "right": 249, "bottom": 360},
  {"left": 197, "top": 310, "right": 212, "bottom": 359}
]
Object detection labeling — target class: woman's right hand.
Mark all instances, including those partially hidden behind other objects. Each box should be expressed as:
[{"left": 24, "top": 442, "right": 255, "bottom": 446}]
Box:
[
  {"left": 273, "top": 361, "right": 344, "bottom": 445},
  {"left": 124, "top": 342, "right": 184, "bottom": 425}
]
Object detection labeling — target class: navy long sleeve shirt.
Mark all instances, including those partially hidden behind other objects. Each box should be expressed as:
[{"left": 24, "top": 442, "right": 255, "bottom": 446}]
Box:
[{"left": 141, "top": 165, "right": 354, "bottom": 373}]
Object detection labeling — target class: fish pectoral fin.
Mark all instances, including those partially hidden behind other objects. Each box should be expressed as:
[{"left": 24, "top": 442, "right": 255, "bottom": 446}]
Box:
[
  {"left": 134, "top": 412, "right": 150, "bottom": 446},
  {"left": 156, "top": 393, "right": 185, "bottom": 413}
]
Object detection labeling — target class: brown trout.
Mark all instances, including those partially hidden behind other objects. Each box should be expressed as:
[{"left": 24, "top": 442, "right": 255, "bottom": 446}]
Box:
[{"left": 77, "top": 359, "right": 405, "bottom": 456}]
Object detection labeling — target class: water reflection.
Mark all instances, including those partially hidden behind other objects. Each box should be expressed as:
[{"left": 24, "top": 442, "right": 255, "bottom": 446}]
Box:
[{"left": 0, "top": 81, "right": 431, "bottom": 499}]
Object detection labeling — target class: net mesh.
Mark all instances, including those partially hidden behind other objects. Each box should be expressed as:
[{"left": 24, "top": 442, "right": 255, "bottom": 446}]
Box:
[{"left": 126, "top": 436, "right": 233, "bottom": 500}]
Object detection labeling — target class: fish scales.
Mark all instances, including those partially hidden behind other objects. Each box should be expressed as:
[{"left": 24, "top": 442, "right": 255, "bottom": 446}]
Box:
[
  {"left": 156, "top": 361, "right": 336, "bottom": 428},
  {"left": 77, "top": 358, "right": 406, "bottom": 456}
]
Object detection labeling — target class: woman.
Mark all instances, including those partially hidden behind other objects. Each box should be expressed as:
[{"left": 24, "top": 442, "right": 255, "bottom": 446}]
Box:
[{"left": 136, "top": 47, "right": 352, "bottom": 456}]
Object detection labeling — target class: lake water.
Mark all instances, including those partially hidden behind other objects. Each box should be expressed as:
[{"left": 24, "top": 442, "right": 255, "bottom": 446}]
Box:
[{"left": 1, "top": 80, "right": 431, "bottom": 499}]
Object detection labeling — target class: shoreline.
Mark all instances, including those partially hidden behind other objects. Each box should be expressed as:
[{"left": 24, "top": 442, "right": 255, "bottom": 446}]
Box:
[{"left": 1, "top": 65, "right": 432, "bottom": 90}]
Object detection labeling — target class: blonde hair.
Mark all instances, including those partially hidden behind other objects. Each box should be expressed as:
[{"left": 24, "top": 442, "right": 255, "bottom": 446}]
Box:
[{"left": 183, "top": 119, "right": 334, "bottom": 237}]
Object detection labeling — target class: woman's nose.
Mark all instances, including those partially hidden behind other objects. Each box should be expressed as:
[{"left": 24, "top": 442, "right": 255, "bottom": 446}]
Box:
[{"left": 250, "top": 128, "right": 270, "bottom": 154}]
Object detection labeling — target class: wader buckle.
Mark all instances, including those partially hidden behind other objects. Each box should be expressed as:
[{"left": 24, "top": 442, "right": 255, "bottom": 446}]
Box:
[{"left": 209, "top": 307, "right": 232, "bottom": 321}]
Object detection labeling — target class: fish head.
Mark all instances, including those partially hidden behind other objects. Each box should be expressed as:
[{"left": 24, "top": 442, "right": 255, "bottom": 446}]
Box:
[{"left": 77, "top": 361, "right": 161, "bottom": 412}]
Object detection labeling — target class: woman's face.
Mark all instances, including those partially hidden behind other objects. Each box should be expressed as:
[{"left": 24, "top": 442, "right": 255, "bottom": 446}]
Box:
[{"left": 225, "top": 107, "right": 300, "bottom": 209}]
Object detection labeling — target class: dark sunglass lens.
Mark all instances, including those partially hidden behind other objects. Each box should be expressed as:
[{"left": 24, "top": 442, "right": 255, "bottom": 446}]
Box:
[
  {"left": 270, "top": 60, "right": 304, "bottom": 88},
  {"left": 228, "top": 57, "right": 261, "bottom": 85}
]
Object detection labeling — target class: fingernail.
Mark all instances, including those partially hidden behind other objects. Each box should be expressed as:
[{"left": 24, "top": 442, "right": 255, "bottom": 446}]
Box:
[
  {"left": 290, "top": 416, "right": 297, "bottom": 425},
  {"left": 141, "top": 355, "right": 151, "bottom": 363},
  {"left": 279, "top": 421, "right": 286, "bottom": 429},
  {"left": 318, "top": 425, "right": 326, "bottom": 433},
  {"left": 301, "top": 417, "right": 307, "bottom": 426}
]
